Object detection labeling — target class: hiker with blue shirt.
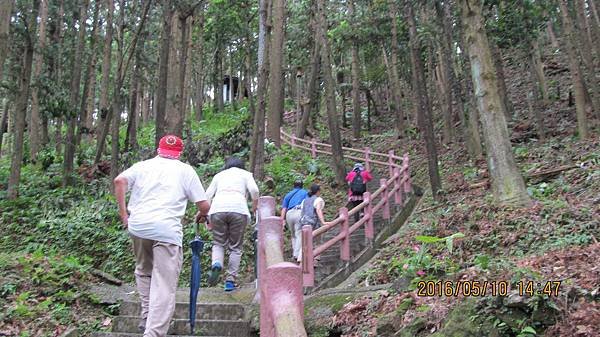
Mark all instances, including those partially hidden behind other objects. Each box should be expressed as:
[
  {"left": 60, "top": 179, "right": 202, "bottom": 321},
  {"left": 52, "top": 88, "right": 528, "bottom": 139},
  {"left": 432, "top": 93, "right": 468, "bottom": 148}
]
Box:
[{"left": 280, "top": 179, "right": 309, "bottom": 261}]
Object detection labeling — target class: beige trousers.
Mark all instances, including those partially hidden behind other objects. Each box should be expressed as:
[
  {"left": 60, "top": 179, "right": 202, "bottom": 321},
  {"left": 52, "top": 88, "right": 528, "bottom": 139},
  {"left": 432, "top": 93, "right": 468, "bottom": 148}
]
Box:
[
  {"left": 285, "top": 208, "right": 302, "bottom": 259},
  {"left": 132, "top": 235, "right": 183, "bottom": 337}
]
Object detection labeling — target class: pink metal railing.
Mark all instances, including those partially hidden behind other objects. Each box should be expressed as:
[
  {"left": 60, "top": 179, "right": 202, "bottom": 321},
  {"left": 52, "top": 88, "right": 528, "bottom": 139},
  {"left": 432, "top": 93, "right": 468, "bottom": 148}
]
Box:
[
  {"left": 280, "top": 129, "right": 412, "bottom": 287},
  {"left": 257, "top": 197, "right": 307, "bottom": 337}
]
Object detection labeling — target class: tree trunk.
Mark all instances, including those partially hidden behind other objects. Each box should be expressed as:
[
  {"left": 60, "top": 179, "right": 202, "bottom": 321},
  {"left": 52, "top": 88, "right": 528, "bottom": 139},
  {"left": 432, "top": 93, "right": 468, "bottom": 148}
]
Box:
[
  {"left": 574, "top": 0, "right": 600, "bottom": 117},
  {"left": 435, "top": 1, "right": 456, "bottom": 144},
  {"left": 316, "top": 0, "right": 345, "bottom": 185},
  {"left": 489, "top": 41, "right": 513, "bottom": 120},
  {"left": 29, "top": 0, "right": 48, "bottom": 162},
  {"left": 0, "top": 0, "right": 14, "bottom": 83},
  {"left": 94, "top": 0, "right": 114, "bottom": 163},
  {"left": 530, "top": 38, "right": 549, "bottom": 105},
  {"left": 388, "top": 0, "right": 405, "bottom": 139},
  {"left": 296, "top": 40, "right": 319, "bottom": 139},
  {"left": 0, "top": 100, "right": 9, "bottom": 157},
  {"left": 155, "top": 0, "right": 174, "bottom": 146},
  {"left": 165, "top": 10, "right": 182, "bottom": 137},
  {"left": 348, "top": 0, "right": 361, "bottom": 140},
  {"left": 63, "top": 0, "right": 89, "bottom": 186},
  {"left": 193, "top": 9, "right": 205, "bottom": 121},
  {"left": 8, "top": 0, "right": 39, "bottom": 199},
  {"left": 459, "top": 0, "right": 531, "bottom": 206},
  {"left": 126, "top": 46, "right": 143, "bottom": 152},
  {"left": 77, "top": 2, "right": 100, "bottom": 147},
  {"left": 406, "top": 1, "right": 442, "bottom": 201},
  {"left": 558, "top": 0, "right": 591, "bottom": 137},
  {"left": 214, "top": 44, "right": 224, "bottom": 113},
  {"left": 546, "top": 20, "right": 560, "bottom": 49},
  {"left": 183, "top": 16, "right": 194, "bottom": 121},
  {"left": 250, "top": 0, "right": 270, "bottom": 179},
  {"left": 267, "top": 0, "right": 285, "bottom": 146}
]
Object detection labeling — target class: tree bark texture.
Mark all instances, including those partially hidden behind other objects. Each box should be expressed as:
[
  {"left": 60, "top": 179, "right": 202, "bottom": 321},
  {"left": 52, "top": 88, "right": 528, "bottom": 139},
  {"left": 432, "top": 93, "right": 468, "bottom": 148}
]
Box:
[
  {"left": 193, "top": 8, "right": 205, "bottom": 121},
  {"left": 435, "top": 1, "right": 456, "bottom": 143},
  {"left": 489, "top": 40, "right": 513, "bottom": 119},
  {"left": 574, "top": 0, "right": 600, "bottom": 118},
  {"left": 316, "top": 0, "right": 346, "bottom": 185},
  {"left": 267, "top": 0, "right": 285, "bottom": 147},
  {"left": 460, "top": 0, "right": 531, "bottom": 206},
  {"left": 296, "top": 32, "right": 320, "bottom": 139}
]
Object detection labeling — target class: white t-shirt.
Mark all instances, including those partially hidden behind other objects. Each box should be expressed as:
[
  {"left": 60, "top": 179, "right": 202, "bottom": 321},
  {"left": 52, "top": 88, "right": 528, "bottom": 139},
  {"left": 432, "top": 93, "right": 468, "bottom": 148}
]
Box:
[
  {"left": 205, "top": 167, "right": 259, "bottom": 217},
  {"left": 118, "top": 156, "right": 207, "bottom": 246}
]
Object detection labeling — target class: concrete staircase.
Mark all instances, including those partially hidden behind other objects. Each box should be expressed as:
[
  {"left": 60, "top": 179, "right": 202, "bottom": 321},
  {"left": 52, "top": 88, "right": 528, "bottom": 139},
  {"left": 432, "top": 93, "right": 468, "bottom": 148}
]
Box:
[
  {"left": 315, "top": 174, "right": 386, "bottom": 285},
  {"left": 93, "top": 288, "right": 255, "bottom": 337}
]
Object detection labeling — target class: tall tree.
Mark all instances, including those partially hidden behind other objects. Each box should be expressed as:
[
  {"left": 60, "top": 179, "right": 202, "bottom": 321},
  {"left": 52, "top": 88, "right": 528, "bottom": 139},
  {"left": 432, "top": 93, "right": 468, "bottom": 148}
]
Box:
[
  {"left": 558, "top": 0, "right": 591, "bottom": 137},
  {"left": 250, "top": 0, "right": 270, "bottom": 179},
  {"left": 155, "top": 0, "right": 174, "bottom": 145},
  {"left": 94, "top": 0, "right": 114, "bottom": 163},
  {"left": 406, "top": 1, "right": 442, "bottom": 201},
  {"left": 29, "top": 0, "right": 48, "bottom": 161},
  {"left": 387, "top": 0, "right": 405, "bottom": 139},
  {"left": 267, "top": 0, "right": 285, "bottom": 146},
  {"left": 296, "top": 8, "right": 320, "bottom": 139},
  {"left": 192, "top": 7, "right": 206, "bottom": 121},
  {"left": 459, "top": 0, "right": 531, "bottom": 206},
  {"left": 348, "top": 0, "right": 361, "bottom": 139},
  {"left": 435, "top": 1, "right": 455, "bottom": 143},
  {"left": 0, "top": 0, "right": 14, "bottom": 82},
  {"left": 316, "top": 0, "right": 345, "bottom": 184},
  {"left": 63, "top": 0, "right": 90, "bottom": 186},
  {"left": 7, "top": 0, "right": 40, "bottom": 199},
  {"left": 77, "top": 2, "right": 100, "bottom": 147}
]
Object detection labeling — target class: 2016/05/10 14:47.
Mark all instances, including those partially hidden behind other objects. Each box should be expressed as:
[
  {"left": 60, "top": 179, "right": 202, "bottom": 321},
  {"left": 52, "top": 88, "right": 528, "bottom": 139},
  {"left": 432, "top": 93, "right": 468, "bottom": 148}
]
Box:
[{"left": 416, "top": 280, "right": 562, "bottom": 297}]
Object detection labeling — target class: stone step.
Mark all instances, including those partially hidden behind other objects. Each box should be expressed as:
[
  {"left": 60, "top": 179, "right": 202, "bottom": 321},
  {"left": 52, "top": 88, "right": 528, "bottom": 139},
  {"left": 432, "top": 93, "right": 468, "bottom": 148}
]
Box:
[
  {"left": 112, "top": 316, "right": 249, "bottom": 336},
  {"left": 119, "top": 301, "right": 245, "bottom": 321}
]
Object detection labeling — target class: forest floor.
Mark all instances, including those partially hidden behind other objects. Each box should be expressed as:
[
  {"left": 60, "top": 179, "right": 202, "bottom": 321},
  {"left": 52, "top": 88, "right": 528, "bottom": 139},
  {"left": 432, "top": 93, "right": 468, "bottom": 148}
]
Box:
[{"left": 297, "top": 46, "right": 600, "bottom": 336}]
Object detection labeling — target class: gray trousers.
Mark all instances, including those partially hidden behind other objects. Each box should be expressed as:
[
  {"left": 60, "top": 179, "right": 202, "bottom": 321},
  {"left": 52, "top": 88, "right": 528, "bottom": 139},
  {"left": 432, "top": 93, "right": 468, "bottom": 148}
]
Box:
[{"left": 210, "top": 212, "right": 249, "bottom": 282}]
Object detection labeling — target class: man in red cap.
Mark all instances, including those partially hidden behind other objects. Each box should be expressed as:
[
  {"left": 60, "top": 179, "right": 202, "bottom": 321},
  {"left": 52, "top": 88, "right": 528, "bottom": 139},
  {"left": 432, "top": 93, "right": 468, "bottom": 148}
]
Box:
[{"left": 113, "top": 135, "right": 210, "bottom": 337}]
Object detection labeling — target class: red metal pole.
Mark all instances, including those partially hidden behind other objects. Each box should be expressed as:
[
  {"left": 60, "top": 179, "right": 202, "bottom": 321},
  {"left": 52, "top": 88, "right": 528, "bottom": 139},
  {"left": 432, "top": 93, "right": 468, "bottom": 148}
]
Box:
[
  {"left": 340, "top": 207, "right": 350, "bottom": 261},
  {"left": 364, "top": 192, "right": 374, "bottom": 240},
  {"left": 301, "top": 225, "right": 315, "bottom": 287}
]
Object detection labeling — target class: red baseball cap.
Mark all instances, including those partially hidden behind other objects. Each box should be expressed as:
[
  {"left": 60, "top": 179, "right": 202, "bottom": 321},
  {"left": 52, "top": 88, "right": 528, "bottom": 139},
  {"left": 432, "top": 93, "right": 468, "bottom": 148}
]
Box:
[{"left": 157, "top": 135, "right": 183, "bottom": 159}]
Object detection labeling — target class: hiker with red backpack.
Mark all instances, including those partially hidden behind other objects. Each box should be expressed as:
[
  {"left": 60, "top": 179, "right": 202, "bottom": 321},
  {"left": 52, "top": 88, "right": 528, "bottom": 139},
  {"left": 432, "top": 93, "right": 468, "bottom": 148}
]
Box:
[{"left": 346, "top": 163, "right": 373, "bottom": 221}]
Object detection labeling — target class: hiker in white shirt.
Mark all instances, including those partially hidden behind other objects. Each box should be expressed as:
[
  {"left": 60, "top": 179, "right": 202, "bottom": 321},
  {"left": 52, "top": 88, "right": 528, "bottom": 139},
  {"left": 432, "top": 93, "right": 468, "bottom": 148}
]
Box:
[
  {"left": 205, "top": 156, "right": 259, "bottom": 291},
  {"left": 114, "top": 135, "right": 210, "bottom": 337}
]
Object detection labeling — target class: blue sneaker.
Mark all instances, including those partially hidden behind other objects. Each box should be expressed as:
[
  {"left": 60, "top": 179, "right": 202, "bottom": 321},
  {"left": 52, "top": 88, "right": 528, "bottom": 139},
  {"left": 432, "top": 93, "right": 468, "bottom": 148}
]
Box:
[
  {"left": 224, "top": 280, "right": 236, "bottom": 292},
  {"left": 207, "top": 263, "right": 222, "bottom": 286}
]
